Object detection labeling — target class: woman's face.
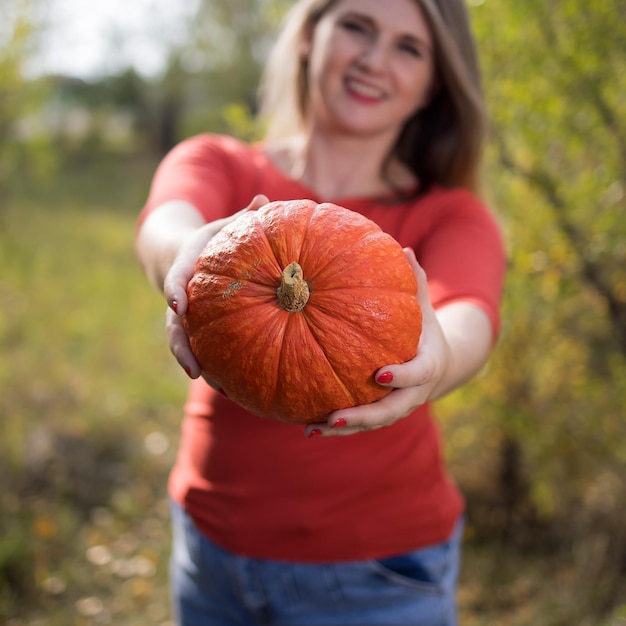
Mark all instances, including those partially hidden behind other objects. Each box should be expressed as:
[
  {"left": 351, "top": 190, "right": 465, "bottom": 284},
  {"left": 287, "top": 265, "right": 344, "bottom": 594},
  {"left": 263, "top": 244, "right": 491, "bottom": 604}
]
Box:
[{"left": 303, "top": 0, "right": 436, "bottom": 141}]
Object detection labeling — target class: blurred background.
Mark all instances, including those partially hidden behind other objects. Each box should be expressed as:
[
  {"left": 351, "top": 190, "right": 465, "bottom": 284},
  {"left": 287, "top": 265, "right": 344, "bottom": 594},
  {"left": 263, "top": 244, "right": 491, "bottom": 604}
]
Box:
[{"left": 1, "top": 0, "right": 625, "bottom": 624}]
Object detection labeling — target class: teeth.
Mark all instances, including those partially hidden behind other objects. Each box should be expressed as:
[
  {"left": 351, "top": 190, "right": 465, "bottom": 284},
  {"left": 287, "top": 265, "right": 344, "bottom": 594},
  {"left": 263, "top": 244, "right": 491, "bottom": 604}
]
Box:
[{"left": 346, "top": 79, "right": 383, "bottom": 99}]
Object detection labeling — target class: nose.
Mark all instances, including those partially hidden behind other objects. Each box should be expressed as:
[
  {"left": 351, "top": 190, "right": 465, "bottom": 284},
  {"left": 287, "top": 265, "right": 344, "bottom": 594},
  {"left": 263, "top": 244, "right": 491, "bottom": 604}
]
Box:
[{"left": 357, "top": 37, "right": 389, "bottom": 73}]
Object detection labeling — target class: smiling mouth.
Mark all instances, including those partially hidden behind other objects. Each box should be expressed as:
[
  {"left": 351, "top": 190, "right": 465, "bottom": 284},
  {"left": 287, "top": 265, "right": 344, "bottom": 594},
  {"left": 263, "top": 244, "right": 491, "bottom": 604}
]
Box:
[{"left": 345, "top": 78, "right": 386, "bottom": 101}]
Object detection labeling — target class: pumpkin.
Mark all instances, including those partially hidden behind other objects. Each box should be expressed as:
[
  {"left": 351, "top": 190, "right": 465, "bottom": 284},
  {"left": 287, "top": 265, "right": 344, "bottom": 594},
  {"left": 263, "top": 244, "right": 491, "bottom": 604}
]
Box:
[{"left": 183, "top": 199, "right": 422, "bottom": 424}]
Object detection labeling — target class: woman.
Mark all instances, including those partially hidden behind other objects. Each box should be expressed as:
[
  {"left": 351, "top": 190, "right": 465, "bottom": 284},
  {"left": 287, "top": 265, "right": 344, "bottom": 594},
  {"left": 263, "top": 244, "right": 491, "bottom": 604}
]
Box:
[{"left": 136, "top": 0, "right": 506, "bottom": 624}]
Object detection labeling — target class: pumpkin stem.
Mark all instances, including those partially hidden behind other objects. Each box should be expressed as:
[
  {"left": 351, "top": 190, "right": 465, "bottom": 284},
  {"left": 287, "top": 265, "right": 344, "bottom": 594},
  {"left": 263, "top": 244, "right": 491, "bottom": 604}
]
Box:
[{"left": 277, "top": 262, "right": 310, "bottom": 312}]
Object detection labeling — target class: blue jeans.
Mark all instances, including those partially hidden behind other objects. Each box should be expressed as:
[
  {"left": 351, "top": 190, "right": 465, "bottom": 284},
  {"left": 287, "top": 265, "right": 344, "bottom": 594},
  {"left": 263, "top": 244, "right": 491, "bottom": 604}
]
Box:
[{"left": 170, "top": 501, "right": 463, "bottom": 626}]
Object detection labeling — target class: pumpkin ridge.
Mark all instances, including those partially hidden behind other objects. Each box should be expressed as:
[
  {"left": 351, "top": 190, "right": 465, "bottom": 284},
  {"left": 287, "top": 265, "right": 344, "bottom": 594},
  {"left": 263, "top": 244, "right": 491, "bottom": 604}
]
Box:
[
  {"left": 196, "top": 210, "right": 283, "bottom": 285},
  {"left": 255, "top": 201, "right": 312, "bottom": 274},
  {"left": 318, "top": 359, "right": 357, "bottom": 408},
  {"left": 252, "top": 208, "right": 289, "bottom": 277},
  {"left": 300, "top": 203, "right": 372, "bottom": 281},
  {"left": 284, "top": 312, "right": 357, "bottom": 411},
  {"left": 301, "top": 294, "right": 420, "bottom": 386},
  {"left": 210, "top": 305, "right": 288, "bottom": 411},
  {"left": 308, "top": 284, "right": 416, "bottom": 295},
  {"left": 191, "top": 268, "right": 278, "bottom": 287},
  {"left": 189, "top": 295, "right": 279, "bottom": 326},
  {"left": 300, "top": 230, "right": 385, "bottom": 281},
  {"left": 242, "top": 310, "right": 286, "bottom": 414},
  {"left": 189, "top": 300, "right": 284, "bottom": 348},
  {"left": 303, "top": 308, "right": 407, "bottom": 361},
  {"left": 270, "top": 315, "right": 305, "bottom": 415}
]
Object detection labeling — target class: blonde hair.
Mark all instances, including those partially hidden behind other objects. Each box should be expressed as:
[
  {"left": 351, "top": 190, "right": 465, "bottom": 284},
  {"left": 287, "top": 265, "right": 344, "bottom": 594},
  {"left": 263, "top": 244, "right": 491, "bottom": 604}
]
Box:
[{"left": 258, "top": 0, "right": 487, "bottom": 195}]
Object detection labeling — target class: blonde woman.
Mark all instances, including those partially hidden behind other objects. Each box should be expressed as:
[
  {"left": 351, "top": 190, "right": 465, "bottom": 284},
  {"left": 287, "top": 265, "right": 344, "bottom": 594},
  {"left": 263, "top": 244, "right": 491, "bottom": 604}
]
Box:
[{"left": 136, "top": 0, "right": 505, "bottom": 624}]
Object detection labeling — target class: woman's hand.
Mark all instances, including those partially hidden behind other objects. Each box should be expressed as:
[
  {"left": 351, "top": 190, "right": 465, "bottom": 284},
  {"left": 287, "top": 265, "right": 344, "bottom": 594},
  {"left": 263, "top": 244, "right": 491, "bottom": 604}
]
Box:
[
  {"left": 164, "top": 195, "right": 270, "bottom": 379},
  {"left": 304, "top": 247, "right": 451, "bottom": 438}
]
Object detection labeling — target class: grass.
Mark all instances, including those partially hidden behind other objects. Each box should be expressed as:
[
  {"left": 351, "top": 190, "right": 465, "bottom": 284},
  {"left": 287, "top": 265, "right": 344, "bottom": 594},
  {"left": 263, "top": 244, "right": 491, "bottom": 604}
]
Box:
[
  {"left": 0, "top": 151, "right": 184, "bottom": 625},
  {"left": 1, "top": 149, "right": 624, "bottom": 625}
]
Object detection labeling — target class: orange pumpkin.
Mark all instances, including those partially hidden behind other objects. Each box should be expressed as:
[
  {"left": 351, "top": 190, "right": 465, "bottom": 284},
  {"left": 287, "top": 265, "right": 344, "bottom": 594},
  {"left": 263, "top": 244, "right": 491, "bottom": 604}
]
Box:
[{"left": 183, "top": 199, "right": 422, "bottom": 424}]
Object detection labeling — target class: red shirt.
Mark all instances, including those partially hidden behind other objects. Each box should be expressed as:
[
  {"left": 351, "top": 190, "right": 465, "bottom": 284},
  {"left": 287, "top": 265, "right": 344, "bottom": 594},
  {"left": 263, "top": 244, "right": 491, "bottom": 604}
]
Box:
[{"left": 140, "top": 134, "right": 506, "bottom": 562}]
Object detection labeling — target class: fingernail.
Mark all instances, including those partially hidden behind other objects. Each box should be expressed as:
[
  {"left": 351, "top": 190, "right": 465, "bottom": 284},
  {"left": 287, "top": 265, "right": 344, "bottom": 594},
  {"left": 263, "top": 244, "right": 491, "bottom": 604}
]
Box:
[
  {"left": 308, "top": 429, "right": 323, "bottom": 438},
  {"left": 184, "top": 366, "right": 192, "bottom": 378},
  {"left": 170, "top": 300, "right": 178, "bottom": 313},
  {"left": 377, "top": 371, "right": 394, "bottom": 384},
  {"left": 332, "top": 418, "right": 347, "bottom": 429}
]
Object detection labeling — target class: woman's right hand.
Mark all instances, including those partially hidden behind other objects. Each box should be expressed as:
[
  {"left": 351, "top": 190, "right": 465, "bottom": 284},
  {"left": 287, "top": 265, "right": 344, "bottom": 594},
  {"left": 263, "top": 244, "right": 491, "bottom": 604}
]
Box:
[{"left": 164, "top": 194, "right": 270, "bottom": 379}]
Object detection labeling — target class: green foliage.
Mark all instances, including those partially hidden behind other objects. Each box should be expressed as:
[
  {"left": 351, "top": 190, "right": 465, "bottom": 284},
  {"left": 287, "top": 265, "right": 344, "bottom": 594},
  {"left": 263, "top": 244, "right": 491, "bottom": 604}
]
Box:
[
  {"left": 0, "top": 0, "right": 56, "bottom": 199},
  {"left": 467, "top": 0, "right": 626, "bottom": 501},
  {"left": 158, "top": 0, "right": 291, "bottom": 142},
  {"left": 0, "top": 154, "right": 185, "bottom": 624},
  {"left": 438, "top": 2, "right": 626, "bottom": 619}
]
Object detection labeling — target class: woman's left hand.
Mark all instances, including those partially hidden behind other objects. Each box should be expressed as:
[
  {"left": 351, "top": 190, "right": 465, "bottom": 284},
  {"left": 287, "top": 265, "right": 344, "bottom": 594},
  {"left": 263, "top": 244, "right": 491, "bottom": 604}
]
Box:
[{"left": 303, "top": 248, "right": 451, "bottom": 438}]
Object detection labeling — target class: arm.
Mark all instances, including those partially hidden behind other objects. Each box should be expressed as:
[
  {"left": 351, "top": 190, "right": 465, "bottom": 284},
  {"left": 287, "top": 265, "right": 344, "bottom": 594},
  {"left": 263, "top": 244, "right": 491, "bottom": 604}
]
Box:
[
  {"left": 304, "top": 248, "right": 495, "bottom": 437},
  {"left": 136, "top": 200, "right": 207, "bottom": 293},
  {"left": 430, "top": 299, "right": 493, "bottom": 400}
]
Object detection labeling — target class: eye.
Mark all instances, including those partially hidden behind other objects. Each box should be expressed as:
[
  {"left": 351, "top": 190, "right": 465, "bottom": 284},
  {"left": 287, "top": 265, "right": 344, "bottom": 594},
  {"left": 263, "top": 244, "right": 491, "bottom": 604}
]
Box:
[
  {"left": 340, "top": 18, "right": 370, "bottom": 36},
  {"left": 397, "top": 40, "right": 422, "bottom": 58}
]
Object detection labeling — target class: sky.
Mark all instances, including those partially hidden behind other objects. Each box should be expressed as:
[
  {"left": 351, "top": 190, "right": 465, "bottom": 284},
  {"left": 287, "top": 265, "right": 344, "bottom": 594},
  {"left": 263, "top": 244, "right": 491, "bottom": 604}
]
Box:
[{"left": 28, "top": 0, "right": 199, "bottom": 79}]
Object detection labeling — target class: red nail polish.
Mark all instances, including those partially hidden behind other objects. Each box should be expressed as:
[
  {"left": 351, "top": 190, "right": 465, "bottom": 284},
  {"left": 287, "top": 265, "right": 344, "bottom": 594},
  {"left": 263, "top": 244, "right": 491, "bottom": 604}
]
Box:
[
  {"left": 377, "top": 371, "right": 394, "bottom": 384},
  {"left": 171, "top": 300, "right": 178, "bottom": 313},
  {"left": 332, "top": 418, "right": 347, "bottom": 429},
  {"left": 308, "top": 429, "right": 323, "bottom": 438},
  {"left": 184, "top": 366, "right": 192, "bottom": 378}
]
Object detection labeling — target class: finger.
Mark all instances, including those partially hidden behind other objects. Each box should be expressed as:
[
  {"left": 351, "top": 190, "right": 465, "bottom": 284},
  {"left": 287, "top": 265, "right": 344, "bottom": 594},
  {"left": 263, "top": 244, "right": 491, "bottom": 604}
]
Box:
[
  {"left": 374, "top": 348, "right": 438, "bottom": 391},
  {"left": 303, "top": 420, "right": 372, "bottom": 438},
  {"left": 166, "top": 308, "right": 201, "bottom": 378},
  {"left": 403, "top": 247, "right": 434, "bottom": 315},
  {"left": 304, "top": 387, "right": 427, "bottom": 437},
  {"left": 164, "top": 261, "right": 190, "bottom": 315},
  {"left": 339, "top": 387, "right": 425, "bottom": 427},
  {"left": 163, "top": 223, "right": 229, "bottom": 315},
  {"left": 304, "top": 423, "right": 372, "bottom": 438},
  {"left": 163, "top": 229, "right": 210, "bottom": 315},
  {"left": 404, "top": 249, "right": 440, "bottom": 346},
  {"left": 247, "top": 194, "right": 270, "bottom": 211}
]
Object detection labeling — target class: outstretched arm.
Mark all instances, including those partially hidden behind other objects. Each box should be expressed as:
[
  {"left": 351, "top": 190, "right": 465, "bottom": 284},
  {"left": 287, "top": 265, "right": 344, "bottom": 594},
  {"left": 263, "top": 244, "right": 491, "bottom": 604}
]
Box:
[{"left": 136, "top": 200, "right": 207, "bottom": 293}]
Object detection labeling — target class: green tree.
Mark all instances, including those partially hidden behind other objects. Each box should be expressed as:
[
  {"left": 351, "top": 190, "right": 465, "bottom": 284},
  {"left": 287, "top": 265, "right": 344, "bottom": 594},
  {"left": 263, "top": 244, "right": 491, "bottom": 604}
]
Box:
[
  {"left": 154, "top": 0, "right": 293, "bottom": 145},
  {"left": 446, "top": 0, "right": 626, "bottom": 618},
  {"left": 0, "top": 0, "right": 54, "bottom": 202}
]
